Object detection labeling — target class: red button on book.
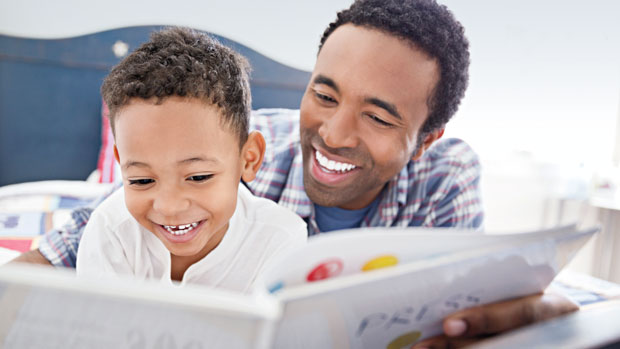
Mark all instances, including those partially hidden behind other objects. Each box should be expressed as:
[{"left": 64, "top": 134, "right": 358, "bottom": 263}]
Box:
[{"left": 307, "top": 259, "right": 344, "bottom": 282}]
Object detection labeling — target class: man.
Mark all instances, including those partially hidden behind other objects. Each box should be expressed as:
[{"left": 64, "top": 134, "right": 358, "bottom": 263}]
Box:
[{"left": 12, "top": 0, "right": 577, "bottom": 346}]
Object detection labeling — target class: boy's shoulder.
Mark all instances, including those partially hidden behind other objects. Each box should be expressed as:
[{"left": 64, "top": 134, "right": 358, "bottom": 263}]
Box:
[
  {"left": 90, "top": 186, "right": 133, "bottom": 229},
  {"left": 237, "top": 183, "right": 307, "bottom": 236}
]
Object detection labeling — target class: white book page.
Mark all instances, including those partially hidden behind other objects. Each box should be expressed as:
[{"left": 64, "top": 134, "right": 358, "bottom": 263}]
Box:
[
  {"left": 0, "top": 266, "right": 279, "bottom": 349},
  {"left": 270, "top": 225, "right": 597, "bottom": 348},
  {"left": 262, "top": 225, "right": 577, "bottom": 291}
]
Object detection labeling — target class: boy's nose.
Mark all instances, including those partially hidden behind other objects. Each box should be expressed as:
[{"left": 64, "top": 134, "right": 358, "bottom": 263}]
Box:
[{"left": 152, "top": 189, "right": 190, "bottom": 217}]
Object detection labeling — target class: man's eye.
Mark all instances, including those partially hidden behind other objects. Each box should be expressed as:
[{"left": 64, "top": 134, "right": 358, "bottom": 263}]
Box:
[
  {"left": 187, "top": 174, "right": 213, "bottom": 182},
  {"left": 314, "top": 91, "right": 336, "bottom": 103},
  {"left": 128, "top": 179, "right": 155, "bottom": 186},
  {"left": 368, "top": 114, "right": 393, "bottom": 127}
]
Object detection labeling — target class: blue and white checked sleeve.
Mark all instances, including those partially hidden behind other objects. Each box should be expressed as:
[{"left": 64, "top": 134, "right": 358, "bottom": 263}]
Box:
[
  {"left": 38, "top": 183, "right": 121, "bottom": 268},
  {"left": 427, "top": 139, "right": 484, "bottom": 229}
]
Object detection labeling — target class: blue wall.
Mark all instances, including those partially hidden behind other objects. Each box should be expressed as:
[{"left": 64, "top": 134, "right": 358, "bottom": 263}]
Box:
[{"left": 0, "top": 26, "right": 310, "bottom": 186}]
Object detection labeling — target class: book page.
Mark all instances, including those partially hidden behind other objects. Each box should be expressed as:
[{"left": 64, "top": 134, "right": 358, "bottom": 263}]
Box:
[
  {"left": 269, "top": 225, "right": 597, "bottom": 348},
  {"left": 262, "top": 225, "right": 577, "bottom": 290},
  {"left": 0, "top": 266, "right": 278, "bottom": 349}
]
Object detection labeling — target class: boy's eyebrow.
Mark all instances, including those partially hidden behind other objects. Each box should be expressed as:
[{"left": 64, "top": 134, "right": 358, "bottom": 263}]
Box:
[
  {"left": 365, "top": 97, "right": 402, "bottom": 121},
  {"left": 123, "top": 161, "right": 150, "bottom": 170},
  {"left": 123, "top": 157, "right": 219, "bottom": 170},
  {"left": 178, "top": 157, "right": 220, "bottom": 165},
  {"left": 312, "top": 74, "right": 339, "bottom": 92}
]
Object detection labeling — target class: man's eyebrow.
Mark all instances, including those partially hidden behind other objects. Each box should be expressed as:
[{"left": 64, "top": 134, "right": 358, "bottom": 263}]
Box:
[
  {"left": 365, "top": 97, "right": 402, "bottom": 121},
  {"left": 312, "top": 74, "right": 339, "bottom": 93}
]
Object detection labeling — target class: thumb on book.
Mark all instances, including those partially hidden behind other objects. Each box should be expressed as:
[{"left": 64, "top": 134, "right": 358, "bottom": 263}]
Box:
[{"left": 442, "top": 291, "right": 579, "bottom": 338}]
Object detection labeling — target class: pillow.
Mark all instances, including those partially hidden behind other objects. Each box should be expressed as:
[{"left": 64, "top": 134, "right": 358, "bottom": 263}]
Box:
[
  {"left": 96, "top": 100, "right": 121, "bottom": 183},
  {"left": 0, "top": 212, "right": 51, "bottom": 252},
  {"left": 0, "top": 237, "right": 40, "bottom": 253},
  {"left": 0, "top": 246, "right": 21, "bottom": 265},
  {"left": 0, "top": 180, "right": 114, "bottom": 253}
]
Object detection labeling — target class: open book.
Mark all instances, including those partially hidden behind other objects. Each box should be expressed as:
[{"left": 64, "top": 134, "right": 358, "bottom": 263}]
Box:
[{"left": 0, "top": 224, "right": 597, "bottom": 349}]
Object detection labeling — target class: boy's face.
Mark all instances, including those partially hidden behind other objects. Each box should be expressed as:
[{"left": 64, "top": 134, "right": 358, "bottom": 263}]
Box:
[
  {"left": 299, "top": 24, "right": 442, "bottom": 210},
  {"left": 114, "top": 97, "right": 255, "bottom": 263}
]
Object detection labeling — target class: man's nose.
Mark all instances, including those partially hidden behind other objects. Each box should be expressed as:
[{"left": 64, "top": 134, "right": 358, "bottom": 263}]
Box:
[
  {"left": 318, "top": 107, "right": 359, "bottom": 149},
  {"left": 152, "top": 187, "right": 190, "bottom": 217}
]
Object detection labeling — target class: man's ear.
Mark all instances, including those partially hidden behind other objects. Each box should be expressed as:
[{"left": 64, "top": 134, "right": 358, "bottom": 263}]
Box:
[
  {"left": 411, "top": 128, "right": 444, "bottom": 161},
  {"left": 240, "top": 131, "right": 266, "bottom": 182},
  {"left": 113, "top": 144, "right": 121, "bottom": 163}
]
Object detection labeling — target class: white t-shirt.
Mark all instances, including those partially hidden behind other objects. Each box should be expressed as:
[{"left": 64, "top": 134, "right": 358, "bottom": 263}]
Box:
[{"left": 76, "top": 184, "right": 307, "bottom": 293}]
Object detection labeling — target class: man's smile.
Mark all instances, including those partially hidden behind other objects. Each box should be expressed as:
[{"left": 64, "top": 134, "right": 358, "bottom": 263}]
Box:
[
  {"left": 315, "top": 149, "right": 357, "bottom": 173},
  {"left": 309, "top": 146, "right": 363, "bottom": 186}
]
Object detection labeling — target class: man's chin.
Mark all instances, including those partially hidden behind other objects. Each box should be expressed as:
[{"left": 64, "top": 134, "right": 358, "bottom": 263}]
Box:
[
  {"left": 305, "top": 190, "right": 345, "bottom": 207},
  {"left": 303, "top": 170, "right": 386, "bottom": 210},
  {"left": 303, "top": 178, "right": 345, "bottom": 207},
  {"left": 304, "top": 182, "right": 367, "bottom": 209}
]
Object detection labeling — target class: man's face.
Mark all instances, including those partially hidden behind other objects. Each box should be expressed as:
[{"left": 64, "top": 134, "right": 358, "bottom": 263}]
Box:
[
  {"left": 300, "top": 24, "right": 440, "bottom": 210},
  {"left": 114, "top": 97, "right": 243, "bottom": 264}
]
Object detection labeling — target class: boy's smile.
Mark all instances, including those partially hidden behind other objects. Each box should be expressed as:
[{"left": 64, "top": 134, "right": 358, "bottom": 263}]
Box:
[
  {"left": 113, "top": 97, "right": 245, "bottom": 267},
  {"left": 157, "top": 220, "right": 203, "bottom": 242},
  {"left": 162, "top": 221, "right": 200, "bottom": 236}
]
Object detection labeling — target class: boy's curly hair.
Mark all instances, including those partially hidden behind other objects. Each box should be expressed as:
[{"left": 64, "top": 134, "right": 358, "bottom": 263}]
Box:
[
  {"left": 320, "top": 0, "right": 470, "bottom": 144},
  {"left": 101, "top": 26, "right": 252, "bottom": 146}
]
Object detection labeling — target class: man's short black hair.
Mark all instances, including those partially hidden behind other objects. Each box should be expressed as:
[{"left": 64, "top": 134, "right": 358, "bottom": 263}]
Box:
[
  {"left": 320, "top": 0, "right": 470, "bottom": 143},
  {"left": 101, "top": 27, "right": 252, "bottom": 146}
]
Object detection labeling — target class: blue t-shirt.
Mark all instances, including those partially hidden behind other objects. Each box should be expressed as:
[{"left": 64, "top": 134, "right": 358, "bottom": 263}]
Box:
[{"left": 314, "top": 198, "right": 381, "bottom": 232}]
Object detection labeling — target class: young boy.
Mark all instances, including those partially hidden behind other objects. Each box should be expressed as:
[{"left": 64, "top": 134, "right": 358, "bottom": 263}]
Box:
[{"left": 75, "top": 27, "right": 307, "bottom": 293}]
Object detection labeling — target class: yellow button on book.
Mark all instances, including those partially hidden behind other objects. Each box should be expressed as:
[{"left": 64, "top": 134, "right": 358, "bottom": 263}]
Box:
[
  {"left": 362, "top": 255, "right": 399, "bottom": 271},
  {"left": 387, "top": 331, "right": 422, "bottom": 349}
]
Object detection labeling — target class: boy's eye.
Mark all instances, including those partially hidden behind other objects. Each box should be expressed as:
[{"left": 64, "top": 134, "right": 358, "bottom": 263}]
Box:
[
  {"left": 187, "top": 174, "right": 213, "bottom": 182},
  {"left": 128, "top": 178, "right": 155, "bottom": 186}
]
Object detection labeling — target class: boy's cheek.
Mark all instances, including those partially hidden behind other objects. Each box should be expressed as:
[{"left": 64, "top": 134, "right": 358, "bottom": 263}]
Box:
[{"left": 123, "top": 191, "right": 147, "bottom": 220}]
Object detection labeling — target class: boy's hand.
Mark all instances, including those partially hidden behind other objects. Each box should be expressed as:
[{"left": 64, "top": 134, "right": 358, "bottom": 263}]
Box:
[
  {"left": 411, "top": 292, "right": 578, "bottom": 348},
  {"left": 8, "top": 249, "right": 52, "bottom": 266}
]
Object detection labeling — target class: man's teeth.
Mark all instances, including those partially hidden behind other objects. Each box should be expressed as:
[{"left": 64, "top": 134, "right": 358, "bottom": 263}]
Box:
[
  {"left": 163, "top": 222, "right": 199, "bottom": 236},
  {"left": 315, "top": 150, "right": 356, "bottom": 172}
]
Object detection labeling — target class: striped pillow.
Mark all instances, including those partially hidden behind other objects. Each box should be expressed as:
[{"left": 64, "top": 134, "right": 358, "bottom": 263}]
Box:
[{"left": 96, "top": 101, "right": 121, "bottom": 183}]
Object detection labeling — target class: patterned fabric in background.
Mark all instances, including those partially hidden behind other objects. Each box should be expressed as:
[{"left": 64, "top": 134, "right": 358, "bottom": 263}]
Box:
[
  {"left": 0, "top": 181, "right": 112, "bottom": 253},
  {"left": 97, "top": 100, "right": 122, "bottom": 184}
]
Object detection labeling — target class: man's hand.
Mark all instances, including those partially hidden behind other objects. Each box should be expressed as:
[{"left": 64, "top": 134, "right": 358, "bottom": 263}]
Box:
[
  {"left": 8, "top": 249, "right": 53, "bottom": 266},
  {"left": 412, "top": 292, "right": 579, "bottom": 348}
]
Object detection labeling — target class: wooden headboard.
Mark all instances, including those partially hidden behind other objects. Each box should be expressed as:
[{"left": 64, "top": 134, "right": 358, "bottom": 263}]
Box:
[{"left": 0, "top": 26, "right": 311, "bottom": 186}]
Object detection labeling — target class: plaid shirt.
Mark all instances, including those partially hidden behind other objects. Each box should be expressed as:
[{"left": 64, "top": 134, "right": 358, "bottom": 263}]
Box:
[{"left": 39, "top": 109, "right": 483, "bottom": 267}]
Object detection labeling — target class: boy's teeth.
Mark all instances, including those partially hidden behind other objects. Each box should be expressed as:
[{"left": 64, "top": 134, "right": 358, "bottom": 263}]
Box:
[
  {"left": 163, "top": 221, "right": 200, "bottom": 236},
  {"left": 315, "top": 150, "right": 356, "bottom": 172}
]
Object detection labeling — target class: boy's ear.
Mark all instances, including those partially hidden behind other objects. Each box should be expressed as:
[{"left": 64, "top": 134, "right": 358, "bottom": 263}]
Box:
[
  {"left": 113, "top": 144, "right": 121, "bottom": 163},
  {"left": 411, "top": 128, "right": 444, "bottom": 161},
  {"left": 240, "top": 131, "right": 266, "bottom": 182}
]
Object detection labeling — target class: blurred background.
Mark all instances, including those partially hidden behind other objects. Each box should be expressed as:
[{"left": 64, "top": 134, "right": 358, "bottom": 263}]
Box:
[{"left": 1, "top": 0, "right": 619, "bottom": 282}]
